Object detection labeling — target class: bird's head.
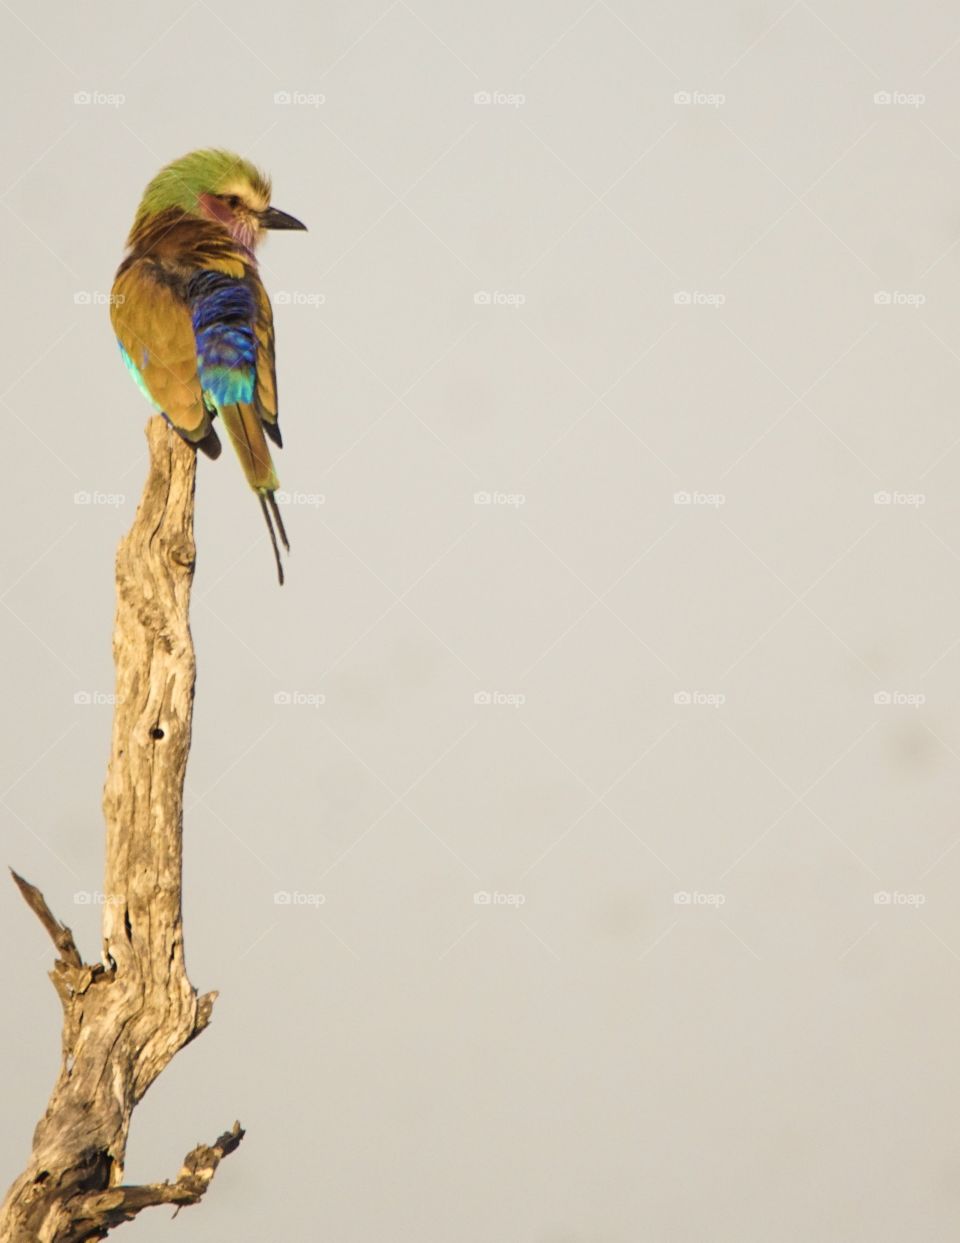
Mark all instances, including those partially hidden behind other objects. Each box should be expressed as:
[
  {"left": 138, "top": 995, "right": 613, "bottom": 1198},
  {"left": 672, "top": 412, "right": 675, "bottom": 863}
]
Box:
[{"left": 129, "top": 148, "right": 306, "bottom": 249}]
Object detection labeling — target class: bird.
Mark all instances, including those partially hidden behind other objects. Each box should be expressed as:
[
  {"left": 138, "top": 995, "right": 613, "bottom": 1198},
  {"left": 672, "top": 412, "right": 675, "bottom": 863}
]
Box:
[{"left": 111, "top": 148, "right": 307, "bottom": 584}]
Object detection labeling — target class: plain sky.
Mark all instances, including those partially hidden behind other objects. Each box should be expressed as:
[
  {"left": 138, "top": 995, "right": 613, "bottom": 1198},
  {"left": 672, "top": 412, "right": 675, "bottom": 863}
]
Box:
[{"left": 3, "top": 1, "right": 960, "bottom": 1239}]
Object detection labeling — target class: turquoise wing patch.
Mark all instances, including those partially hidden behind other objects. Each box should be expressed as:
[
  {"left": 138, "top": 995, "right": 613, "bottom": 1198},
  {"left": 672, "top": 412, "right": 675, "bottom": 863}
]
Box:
[{"left": 118, "top": 341, "right": 163, "bottom": 411}]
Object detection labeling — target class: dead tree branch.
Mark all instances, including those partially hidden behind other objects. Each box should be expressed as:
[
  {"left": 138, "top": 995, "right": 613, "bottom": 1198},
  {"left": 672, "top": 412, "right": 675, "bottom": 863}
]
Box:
[{"left": 0, "top": 417, "right": 242, "bottom": 1242}]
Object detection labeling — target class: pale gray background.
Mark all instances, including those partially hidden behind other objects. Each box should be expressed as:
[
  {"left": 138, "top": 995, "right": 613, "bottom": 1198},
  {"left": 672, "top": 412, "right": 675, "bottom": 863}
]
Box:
[{"left": 2, "top": 1, "right": 960, "bottom": 1239}]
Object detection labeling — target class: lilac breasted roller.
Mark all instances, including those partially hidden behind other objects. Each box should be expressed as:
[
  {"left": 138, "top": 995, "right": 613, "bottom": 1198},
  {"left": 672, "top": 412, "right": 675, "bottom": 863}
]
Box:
[{"left": 111, "top": 149, "right": 306, "bottom": 584}]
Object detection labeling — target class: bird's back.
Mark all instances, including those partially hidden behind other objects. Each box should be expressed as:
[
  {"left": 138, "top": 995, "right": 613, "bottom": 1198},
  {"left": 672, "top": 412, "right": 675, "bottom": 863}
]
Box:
[{"left": 111, "top": 211, "right": 279, "bottom": 465}]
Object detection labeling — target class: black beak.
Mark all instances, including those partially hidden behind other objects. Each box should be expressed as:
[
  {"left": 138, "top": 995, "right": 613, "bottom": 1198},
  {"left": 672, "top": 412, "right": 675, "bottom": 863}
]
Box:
[{"left": 261, "top": 205, "right": 307, "bottom": 231}]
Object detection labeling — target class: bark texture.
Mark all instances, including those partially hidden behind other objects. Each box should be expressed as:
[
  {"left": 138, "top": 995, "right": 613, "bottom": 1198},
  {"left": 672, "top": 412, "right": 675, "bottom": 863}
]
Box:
[{"left": 0, "top": 417, "right": 242, "bottom": 1242}]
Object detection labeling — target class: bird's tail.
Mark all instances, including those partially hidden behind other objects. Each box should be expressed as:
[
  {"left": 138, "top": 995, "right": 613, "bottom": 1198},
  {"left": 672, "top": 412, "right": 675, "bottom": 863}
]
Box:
[{"left": 220, "top": 402, "right": 290, "bottom": 585}]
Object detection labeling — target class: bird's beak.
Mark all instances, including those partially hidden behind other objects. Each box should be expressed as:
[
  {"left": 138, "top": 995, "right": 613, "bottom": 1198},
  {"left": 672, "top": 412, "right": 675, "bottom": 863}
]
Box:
[{"left": 260, "top": 205, "right": 307, "bottom": 231}]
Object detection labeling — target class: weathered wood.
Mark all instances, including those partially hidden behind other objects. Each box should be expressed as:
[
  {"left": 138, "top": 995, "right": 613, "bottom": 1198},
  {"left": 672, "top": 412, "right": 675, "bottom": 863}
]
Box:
[{"left": 0, "top": 417, "right": 241, "bottom": 1242}]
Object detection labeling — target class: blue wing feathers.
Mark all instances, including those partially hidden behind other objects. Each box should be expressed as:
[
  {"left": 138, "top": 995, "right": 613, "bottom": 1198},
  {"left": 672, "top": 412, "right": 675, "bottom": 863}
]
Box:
[{"left": 188, "top": 270, "right": 257, "bottom": 406}]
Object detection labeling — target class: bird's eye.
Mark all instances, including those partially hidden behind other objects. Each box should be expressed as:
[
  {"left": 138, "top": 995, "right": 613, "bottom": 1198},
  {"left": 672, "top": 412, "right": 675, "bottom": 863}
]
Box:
[{"left": 224, "top": 195, "right": 242, "bottom": 209}]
